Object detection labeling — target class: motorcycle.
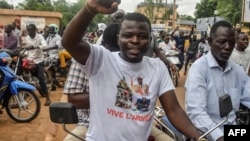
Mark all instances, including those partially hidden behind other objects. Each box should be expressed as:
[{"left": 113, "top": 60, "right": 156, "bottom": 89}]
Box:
[
  {"left": 43, "top": 52, "right": 71, "bottom": 89},
  {"left": 49, "top": 94, "right": 233, "bottom": 141},
  {"left": 13, "top": 47, "right": 53, "bottom": 97},
  {"left": 154, "top": 94, "right": 233, "bottom": 141},
  {"left": 165, "top": 50, "right": 181, "bottom": 87},
  {"left": 236, "top": 104, "right": 250, "bottom": 125},
  {"left": 0, "top": 52, "right": 41, "bottom": 122}
]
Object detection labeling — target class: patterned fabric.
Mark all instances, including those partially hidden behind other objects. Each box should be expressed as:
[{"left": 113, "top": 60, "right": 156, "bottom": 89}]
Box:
[
  {"left": 64, "top": 60, "right": 89, "bottom": 94},
  {"left": 64, "top": 60, "right": 90, "bottom": 127}
]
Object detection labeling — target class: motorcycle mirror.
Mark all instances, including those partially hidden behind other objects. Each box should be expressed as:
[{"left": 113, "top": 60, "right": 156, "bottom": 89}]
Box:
[
  {"left": 219, "top": 94, "right": 233, "bottom": 118},
  {"left": 49, "top": 102, "right": 78, "bottom": 124},
  {"left": 198, "top": 94, "right": 233, "bottom": 140}
]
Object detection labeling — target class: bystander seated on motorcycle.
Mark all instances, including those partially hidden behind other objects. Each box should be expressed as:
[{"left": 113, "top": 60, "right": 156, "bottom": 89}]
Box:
[
  {"left": 196, "top": 37, "right": 209, "bottom": 58},
  {"left": 24, "top": 24, "right": 51, "bottom": 106},
  {"left": 43, "top": 25, "right": 50, "bottom": 40},
  {"left": 64, "top": 22, "right": 175, "bottom": 141},
  {"left": 158, "top": 35, "right": 176, "bottom": 54},
  {"left": 3, "top": 24, "right": 18, "bottom": 51},
  {"left": 185, "top": 20, "right": 250, "bottom": 141},
  {"left": 45, "top": 24, "right": 64, "bottom": 88},
  {"left": 63, "top": 61, "right": 90, "bottom": 141},
  {"left": 63, "top": 23, "right": 121, "bottom": 141},
  {"left": 229, "top": 32, "right": 250, "bottom": 76},
  {"left": 171, "top": 26, "right": 193, "bottom": 72},
  {"left": 58, "top": 48, "right": 72, "bottom": 77},
  {"left": 61, "top": 0, "right": 203, "bottom": 141},
  {"left": 184, "top": 32, "right": 207, "bottom": 75}
]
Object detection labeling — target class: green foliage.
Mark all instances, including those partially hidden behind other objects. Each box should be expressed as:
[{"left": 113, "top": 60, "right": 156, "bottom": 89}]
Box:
[
  {"left": 0, "top": 0, "right": 13, "bottom": 9},
  {"left": 12, "top": 0, "right": 108, "bottom": 31},
  {"left": 194, "top": 0, "right": 243, "bottom": 26},
  {"left": 194, "top": 0, "right": 217, "bottom": 18},
  {"left": 179, "top": 15, "right": 195, "bottom": 21},
  {"left": 216, "top": 0, "right": 242, "bottom": 26},
  {"left": 17, "top": 0, "right": 54, "bottom": 11}
]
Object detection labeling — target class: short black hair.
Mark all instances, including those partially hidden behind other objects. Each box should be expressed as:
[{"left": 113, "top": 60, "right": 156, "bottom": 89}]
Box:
[
  {"left": 210, "top": 20, "right": 233, "bottom": 38},
  {"left": 102, "top": 23, "right": 120, "bottom": 52},
  {"left": 119, "top": 12, "right": 151, "bottom": 32},
  {"left": 236, "top": 32, "right": 247, "bottom": 40},
  {"left": 27, "top": 24, "right": 37, "bottom": 31}
]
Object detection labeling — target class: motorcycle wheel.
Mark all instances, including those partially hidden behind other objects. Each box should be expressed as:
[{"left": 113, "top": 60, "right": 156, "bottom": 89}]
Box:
[
  {"left": 171, "top": 68, "right": 179, "bottom": 87},
  {"left": 5, "top": 89, "right": 41, "bottom": 122}
]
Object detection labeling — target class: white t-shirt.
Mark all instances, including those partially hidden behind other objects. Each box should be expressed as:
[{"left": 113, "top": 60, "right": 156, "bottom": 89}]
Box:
[
  {"left": 159, "top": 41, "right": 174, "bottom": 53},
  {"left": 80, "top": 44, "right": 174, "bottom": 141},
  {"left": 230, "top": 48, "right": 250, "bottom": 73},
  {"left": 46, "top": 34, "right": 63, "bottom": 58},
  {"left": 25, "top": 34, "right": 47, "bottom": 64}
]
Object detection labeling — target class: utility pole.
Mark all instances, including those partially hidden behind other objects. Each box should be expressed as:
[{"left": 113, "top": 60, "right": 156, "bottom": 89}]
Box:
[{"left": 172, "top": 0, "right": 176, "bottom": 29}]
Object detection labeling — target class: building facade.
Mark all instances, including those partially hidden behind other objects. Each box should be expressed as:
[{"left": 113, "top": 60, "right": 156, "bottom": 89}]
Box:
[
  {"left": 0, "top": 9, "right": 62, "bottom": 32},
  {"left": 136, "top": 1, "right": 177, "bottom": 33}
]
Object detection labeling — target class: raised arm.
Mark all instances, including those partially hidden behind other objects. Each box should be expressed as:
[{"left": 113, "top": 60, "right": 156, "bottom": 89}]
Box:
[
  {"left": 61, "top": 0, "right": 120, "bottom": 65},
  {"left": 170, "top": 26, "right": 179, "bottom": 37}
]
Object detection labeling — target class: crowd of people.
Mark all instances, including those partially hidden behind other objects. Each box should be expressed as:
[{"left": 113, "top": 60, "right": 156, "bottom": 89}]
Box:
[
  {"left": 0, "top": 21, "right": 71, "bottom": 106},
  {"left": 61, "top": 0, "right": 250, "bottom": 141},
  {"left": 1, "top": 0, "right": 250, "bottom": 141}
]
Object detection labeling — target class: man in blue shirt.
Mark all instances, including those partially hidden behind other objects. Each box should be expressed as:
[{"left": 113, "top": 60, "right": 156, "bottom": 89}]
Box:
[
  {"left": 171, "top": 26, "right": 193, "bottom": 71},
  {"left": 185, "top": 20, "right": 250, "bottom": 141}
]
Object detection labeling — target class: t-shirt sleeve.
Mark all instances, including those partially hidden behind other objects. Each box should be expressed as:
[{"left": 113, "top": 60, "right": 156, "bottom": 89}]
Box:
[{"left": 80, "top": 44, "right": 110, "bottom": 77}]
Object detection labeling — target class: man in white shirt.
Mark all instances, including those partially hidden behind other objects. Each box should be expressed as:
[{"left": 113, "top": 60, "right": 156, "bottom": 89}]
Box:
[
  {"left": 185, "top": 21, "right": 250, "bottom": 141},
  {"left": 45, "top": 24, "right": 64, "bottom": 87},
  {"left": 61, "top": 1, "right": 202, "bottom": 141},
  {"left": 230, "top": 32, "right": 250, "bottom": 76},
  {"left": 25, "top": 24, "right": 51, "bottom": 106},
  {"left": 158, "top": 35, "right": 176, "bottom": 54}
]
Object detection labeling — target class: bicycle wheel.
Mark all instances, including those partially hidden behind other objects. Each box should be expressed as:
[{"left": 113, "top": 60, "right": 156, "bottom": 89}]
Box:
[
  {"left": 5, "top": 89, "right": 41, "bottom": 122},
  {"left": 171, "top": 68, "right": 179, "bottom": 87}
]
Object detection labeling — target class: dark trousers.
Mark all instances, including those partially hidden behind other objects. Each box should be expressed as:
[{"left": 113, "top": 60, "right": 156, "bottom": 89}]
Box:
[
  {"left": 178, "top": 53, "right": 184, "bottom": 71},
  {"left": 36, "top": 61, "right": 48, "bottom": 95},
  {"left": 184, "top": 53, "right": 196, "bottom": 74}
]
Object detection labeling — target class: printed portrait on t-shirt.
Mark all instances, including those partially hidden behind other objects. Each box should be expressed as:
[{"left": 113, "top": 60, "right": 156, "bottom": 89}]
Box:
[{"left": 115, "top": 76, "right": 151, "bottom": 112}]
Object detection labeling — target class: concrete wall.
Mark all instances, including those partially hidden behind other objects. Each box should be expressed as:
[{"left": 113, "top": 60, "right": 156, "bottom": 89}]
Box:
[{"left": 0, "top": 9, "right": 62, "bottom": 30}]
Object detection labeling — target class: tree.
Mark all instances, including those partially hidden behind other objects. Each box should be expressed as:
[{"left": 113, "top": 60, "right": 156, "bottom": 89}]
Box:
[
  {"left": 17, "top": 0, "right": 54, "bottom": 11},
  {"left": 216, "top": 0, "right": 242, "bottom": 26},
  {"left": 16, "top": 0, "right": 108, "bottom": 31},
  {"left": 194, "top": 0, "right": 243, "bottom": 26},
  {"left": 194, "top": 0, "right": 217, "bottom": 18},
  {"left": 0, "top": 0, "right": 13, "bottom": 9},
  {"left": 179, "top": 15, "right": 195, "bottom": 21}
]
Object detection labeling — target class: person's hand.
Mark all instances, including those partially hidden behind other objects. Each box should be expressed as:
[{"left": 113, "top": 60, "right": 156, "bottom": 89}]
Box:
[
  {"left": 169, "top": 63, "right": 177, "bottom": 72},
  {"left": 86, "top": 0, "right": 120, "bottom": 15},
  {"left": 25, "top": 45, "right": 35, "bottom": 50},
  {"left": 216, "top": 136, "right": 224, "bottom": 141}
]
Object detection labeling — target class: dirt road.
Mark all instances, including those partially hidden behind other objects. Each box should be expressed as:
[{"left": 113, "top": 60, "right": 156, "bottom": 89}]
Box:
[{"left": 0, "top": 72, "right": 187, "bottom": 141}]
